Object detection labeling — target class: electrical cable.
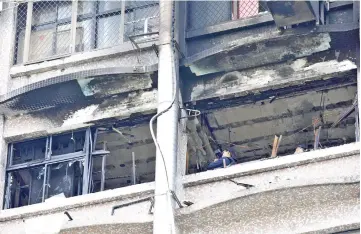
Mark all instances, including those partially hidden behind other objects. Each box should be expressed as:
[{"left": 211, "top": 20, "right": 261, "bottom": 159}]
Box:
[
  {"left": 149, "top": 1, "right": 177, "bottom": 192},
  {"left": 149, "top": 3, "right": 177, "bottom": 233}
]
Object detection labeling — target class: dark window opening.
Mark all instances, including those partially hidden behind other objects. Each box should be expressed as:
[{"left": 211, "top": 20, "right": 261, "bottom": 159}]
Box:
[
  {"left": 6, "top": 166, "right": 45, "bottom": 208},
  {"left": 46, "top": 161, "right": 83, "bottom": 199},
  {"left": 11, "top": 138, "right": 47, "bottom": 165},
  {"left": 90, "top": 124, "right": 156, "bottom": 193},
  {"left": 51, "top": 131, "right": 86, "bottom": 156}
]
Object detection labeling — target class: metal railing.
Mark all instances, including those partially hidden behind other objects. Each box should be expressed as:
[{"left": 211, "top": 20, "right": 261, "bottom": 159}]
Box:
[{"left": 14, "top": 0, "right": 160, "bottom": 65}]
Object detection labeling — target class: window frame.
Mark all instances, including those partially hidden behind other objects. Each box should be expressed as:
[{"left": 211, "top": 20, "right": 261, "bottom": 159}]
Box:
[
  {"left": 14, "top": 0, "right": 160, "bottom": 65},
  {"left": 3, "top": 127, "right": 110, "bottom": 209}
]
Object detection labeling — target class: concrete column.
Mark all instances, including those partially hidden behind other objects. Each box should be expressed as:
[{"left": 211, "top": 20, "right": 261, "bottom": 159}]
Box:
[{"left": 153, "top": 0, "right": 179, "bottom": 233}]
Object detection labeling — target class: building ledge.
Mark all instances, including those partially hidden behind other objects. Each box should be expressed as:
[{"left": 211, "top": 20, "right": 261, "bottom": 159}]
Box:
[
  {"left": 10, "top": 41, "right": 158, "bottom": 78},
  {"left": 0, "top": 182, "right": 155, "bottom": 222},
  {"left": 183, "top": 143, "right": 360, "bottom": 187}
]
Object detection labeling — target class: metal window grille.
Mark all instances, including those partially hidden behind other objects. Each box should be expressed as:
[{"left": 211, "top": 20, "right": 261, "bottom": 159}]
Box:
[
  {"left": 187, "top": 0, "right": 268, "bottom": 31},
  {"left": 13, "top": 1, "right": 160, "bottom": 65}
]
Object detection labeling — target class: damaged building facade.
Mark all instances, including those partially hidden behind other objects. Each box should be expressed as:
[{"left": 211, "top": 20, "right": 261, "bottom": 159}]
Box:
[{"left": 0, "top": 1, "right": 359, "bottom": 233}]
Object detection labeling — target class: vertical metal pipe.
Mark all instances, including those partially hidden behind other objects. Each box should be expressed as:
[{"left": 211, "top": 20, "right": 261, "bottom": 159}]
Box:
[
  {"left": 132, "top": 152, "right": 136, "bottom": 185},
  {"left": 42, "top": 165, "right": 48, "bottom": 202},
  {"left": 82, "top": 128, "right": 91, "bottom": 194},
  {"left": 100, "top": 155, "right": 106, "bottom": 191},
  {"left": 153, "top": 1, "right": 179, "bottom": 233}
]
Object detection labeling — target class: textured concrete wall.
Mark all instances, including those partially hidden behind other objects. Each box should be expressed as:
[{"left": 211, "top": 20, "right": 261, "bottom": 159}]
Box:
[{"left": 0, "top": 2, "right": 16, "bottom": 96}]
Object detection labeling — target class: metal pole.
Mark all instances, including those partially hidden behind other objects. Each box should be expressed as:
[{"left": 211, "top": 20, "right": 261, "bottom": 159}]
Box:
[
  {"left": 153, "top": 0, "right": 179, "bottom": 233},
  {"left": 132, "top": 152, "right": 136, "bottom": 185},
  {"left": 100, "top": 155, "right": 106, "bottom": 191},
  {"left": 82, "top": 128, "right": 91, "bottom": 194}
]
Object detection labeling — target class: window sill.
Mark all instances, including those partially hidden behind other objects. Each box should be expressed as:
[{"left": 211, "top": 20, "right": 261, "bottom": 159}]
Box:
[
  {"left": 0, "top": 181, "right": 155, "bottom": 222},
  {"left": 10, "top": 40, "right": 158, "bottom": 78},
  {"left": 186, "top": 12, "right": 274, "bottom": 39}
]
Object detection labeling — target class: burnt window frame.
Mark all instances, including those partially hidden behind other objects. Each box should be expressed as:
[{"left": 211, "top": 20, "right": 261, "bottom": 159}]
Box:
[{"left": 3, "top": 127, "right": 111, "bottom": 209}]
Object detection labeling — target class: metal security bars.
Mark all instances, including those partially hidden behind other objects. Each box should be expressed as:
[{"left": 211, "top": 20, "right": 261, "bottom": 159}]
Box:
[
  {"left": 187, "top": 0, "right": 268, "bottom": 31},
  {"left": 13, "top": 1, "right": 160, "bottom": 65}
]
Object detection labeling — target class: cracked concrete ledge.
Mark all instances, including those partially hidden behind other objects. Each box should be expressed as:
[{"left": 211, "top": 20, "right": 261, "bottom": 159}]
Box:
[
  {"left": 1, "top": 65, "right": 158, "bottom": 105},
  {"left": 0, "top": 143, "right": 358, "bottom": 225},
  {"left": 183, "top": 31, "right": 331, "bottom": 74},
  {"left": 188, "top": 58, "right": 356, "bottom": 102},
  {"left": 183, "top": 143, "right": 360, "bottom": 187}
]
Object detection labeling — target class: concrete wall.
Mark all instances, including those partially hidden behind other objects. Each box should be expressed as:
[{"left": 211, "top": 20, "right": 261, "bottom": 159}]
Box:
[{"left": 0, "top": 143, "right": 358, "bottom": 234}]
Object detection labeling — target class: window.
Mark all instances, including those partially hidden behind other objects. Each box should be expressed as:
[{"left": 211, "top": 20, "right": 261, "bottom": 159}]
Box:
[
  {"left": 187, "top": 0, "right": 267, "bottom": 31},
  {"left": 4, "top": 129, "right": 89, "bottom": 209},
  {"left": 4, "top": 125, "right": 157, "bottom": 209},
  {"left": 14, "top": 1, "right": 160, "bottom": 64}
]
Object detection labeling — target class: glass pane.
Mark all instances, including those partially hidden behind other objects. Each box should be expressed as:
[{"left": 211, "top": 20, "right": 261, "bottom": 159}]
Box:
[
  {"left": 7, "top": 166, "right": 45, "bottom": 208},
  {"left": 124, "top": 4, "right": 159, "bottom": 40},
  {"left": 14, "top": 4, "right": 27, "bottom": 64},
  {"left": 187, "top": 1, "right": 232, "bottom": 30},
  {"left": 29, "top": 28, "right": 55, "bottom": 61},
  {"left": 78, "top": 1, "right": 96, "bottom": 16},
  {"left": 12, "top": 138, "right": 47, "bottom": 165},
  {"left": 99, "top": 1, "right": 122, "bottom": 13},
  {"left": 47, "top": 161, "right": 83, "bottom": 199},
  {"left": 56, "top": 24, "right": 71, "bottom": 55},
  {"left": 97, "top": 15, "right": 121, "bottom": 49},
  {"left": 57, "top": 1, "right": 72, "bottom": 21},
  {"left": 15, "top": 29, "right": 25, "bottom": 64},
  {"left": 51, "top": 131, "right": 86, "bottom": 156},
  {"left": 33, "top": 2, "right": 57, "bottom": 25},
  {"left": 76, "top": 19, "right": 94, "bottom": 52}
]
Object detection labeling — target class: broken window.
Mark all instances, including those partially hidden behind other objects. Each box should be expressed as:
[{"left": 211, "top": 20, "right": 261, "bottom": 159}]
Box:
[
  {"left": 4, "top": 124, "right": 157, "bottom": 209},
  {"left": 4, "top": 129, "right": 89, "bottom": 209},
  {"left": 90, "top": 124, "right": 156, "bottom": 192},
  {"left": 50, "top": 131, "right": 86, "bottom": 156},
  {"left": 45, "top": 161, "right": 83, "bottom": 199},
  {"left": 11, "top": 138, "right": 47, "bottom": 165},
  {"left": 5, "top": 167, "right": 45, "bottom": 209}
]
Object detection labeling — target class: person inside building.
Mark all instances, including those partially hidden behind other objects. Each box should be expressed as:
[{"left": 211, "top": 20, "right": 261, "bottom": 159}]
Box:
[{"left": 207, "top": 148, "right": 237, "bottom": 170}]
